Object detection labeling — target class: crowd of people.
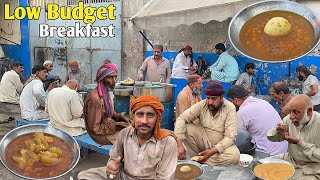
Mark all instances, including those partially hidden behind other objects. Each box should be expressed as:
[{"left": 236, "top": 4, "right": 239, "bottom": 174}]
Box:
[{"left": 0, "top": 43, "right": 319, "bottom": 179}]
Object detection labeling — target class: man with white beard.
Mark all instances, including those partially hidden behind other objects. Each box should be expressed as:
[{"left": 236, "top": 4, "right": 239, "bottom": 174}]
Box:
[{"left": 268, "top": 94, "right": 320, "bottom": 179}]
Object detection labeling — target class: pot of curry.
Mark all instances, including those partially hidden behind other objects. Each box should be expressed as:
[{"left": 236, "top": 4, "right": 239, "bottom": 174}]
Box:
[
  {"left": 0, "top": 124, "right": 80, "bottom": 180},
  {"left": 228, "top": 0, "right": 320, "bottom": 63}
]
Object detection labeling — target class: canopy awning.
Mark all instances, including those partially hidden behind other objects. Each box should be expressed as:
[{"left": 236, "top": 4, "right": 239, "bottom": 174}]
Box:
[{"left": 131, "top": 0, "right": 261, "bottom": 29}]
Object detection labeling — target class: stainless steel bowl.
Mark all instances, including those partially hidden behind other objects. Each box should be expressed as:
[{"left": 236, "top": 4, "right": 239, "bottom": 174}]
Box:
[
  {"left": 251, "top": 158, "right": 295, "bottom": 180},
  {"left": 228, "top": 0, "right": 320, "bottom": 63},
  {"left": 175, "top": 160, "right": 204, "bottom": 179},
  {"left": 0, "top": 124, "right": 80, "bottom": 180},
  {"left": 133, "top": 83, "right": 177, "bottom": 102}
]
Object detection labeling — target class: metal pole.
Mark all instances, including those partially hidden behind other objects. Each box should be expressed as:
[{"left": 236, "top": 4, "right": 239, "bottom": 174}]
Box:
[{"left": 139, "top": 30, "right": 153, "bottom": 48}]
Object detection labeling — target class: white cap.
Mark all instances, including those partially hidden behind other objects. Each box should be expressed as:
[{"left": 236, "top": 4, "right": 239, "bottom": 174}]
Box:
[{"left": 43, "top": 60, "right": 53, "bottom": 66}]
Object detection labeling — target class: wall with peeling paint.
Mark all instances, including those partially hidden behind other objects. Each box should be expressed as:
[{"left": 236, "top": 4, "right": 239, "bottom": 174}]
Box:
[
  {"left": 0, "top": 0, "right": 31, "bottom": 78},
  {"left": 120, "top": 0, "right": 146, "bottom": 81},
  {"left": 0, "top": 0, "right": 21, "bottom": 45}
]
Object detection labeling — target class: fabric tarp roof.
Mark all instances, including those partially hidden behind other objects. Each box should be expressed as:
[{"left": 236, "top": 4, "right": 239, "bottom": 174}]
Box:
[{"left": 131, "top": 0, "right": 261, "bottom": 29}]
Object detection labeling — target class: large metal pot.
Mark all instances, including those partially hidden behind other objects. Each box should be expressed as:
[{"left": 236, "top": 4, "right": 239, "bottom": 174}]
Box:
[
  {"left": 228, "top": 0, "right": 320, "bottom": 63},
  {"left": 133, "top": 83, "right": 176, "bottom": 102}
]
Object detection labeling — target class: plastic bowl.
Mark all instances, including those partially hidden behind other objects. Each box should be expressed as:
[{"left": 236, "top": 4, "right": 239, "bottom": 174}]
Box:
[{"left": 239, "top": 154, "right": 253, "bottom": 167}]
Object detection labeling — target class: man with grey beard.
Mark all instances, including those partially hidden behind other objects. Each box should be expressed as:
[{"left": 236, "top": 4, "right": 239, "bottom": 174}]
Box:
[
  {"left": 268, "top": 94, "right": 320, "bottom": 179},
  {"left": 175, "top": 74, "right": 203, "bottom": 118}
]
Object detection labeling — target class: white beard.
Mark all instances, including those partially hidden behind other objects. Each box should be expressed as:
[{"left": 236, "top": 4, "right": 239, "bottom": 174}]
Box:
[
  {"left": 291, "top": 112, "right": 310, "bottom": 129},
  {"left": 192, "top": 87, "right": 202, "bottom": 95}
]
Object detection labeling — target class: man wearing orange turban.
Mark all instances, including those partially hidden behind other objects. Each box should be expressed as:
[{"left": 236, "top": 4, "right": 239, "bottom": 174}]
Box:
[
  {"left": 78, "top": 95, "right": 178, "bottom": 180},
  {"left": 66, "top": 60, "right": 86, "bottom": 91}
]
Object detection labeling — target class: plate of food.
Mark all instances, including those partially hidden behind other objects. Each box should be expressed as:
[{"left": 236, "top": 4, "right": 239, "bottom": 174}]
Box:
[
  {"left": 0, "top": 124, "right": 80, "bottom": 180},
  {"left": 120, "top": 77, "right": 135, "bottom": 86},
  {"left": 190, "top": 155, "right": 203, "bottom": 161},
  {"left": 175, "top": 160, "right": 204, "bottom": 180},
  {"left": 251, "top": 158, "right": 295, "bottom": 180}
]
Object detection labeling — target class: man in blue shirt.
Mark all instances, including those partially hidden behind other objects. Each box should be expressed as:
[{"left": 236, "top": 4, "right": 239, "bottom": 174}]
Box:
[{"left": 203, "top": 43, "right": 239, "bottom": 83}]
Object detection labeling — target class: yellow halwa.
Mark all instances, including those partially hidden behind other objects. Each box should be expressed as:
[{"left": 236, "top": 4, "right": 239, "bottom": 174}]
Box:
[{"left": 254, "top": 162, "right": 295, "bottom": 180}]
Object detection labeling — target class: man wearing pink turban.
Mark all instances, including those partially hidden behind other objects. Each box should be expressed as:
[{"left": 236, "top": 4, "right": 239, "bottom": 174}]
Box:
[
  {"left": 175, "top": 80, "right": 240, "bottom": 166},
  {"left": 83, "top": 63, "right": 131, "bottom": 145}
]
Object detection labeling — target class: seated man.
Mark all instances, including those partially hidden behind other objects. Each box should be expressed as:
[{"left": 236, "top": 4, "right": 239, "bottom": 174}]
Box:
[
  {"left": 137, "top": 45, "right": 171, "bottom": 83},
  {"left": 0, "top": 62, "right": 24, "bottom": 104},
  {"left": 203, "top": 43, "right": 239, "bottom": 83},
  {"left": 20, "top": 65, "right": 49, "bottom": 120},
  {"left": 268, "top": 94, "right": 320, "bottom": 179},
  {"left": 235, "top": 63, "right": 256, "bottom": 96},
  {"left": 66, "top": 60, "right": 86, "bottom": 91},
  {"left": 175, "top": 80, "right": 240, "bottom": 166},
  {"left": 227, "top": 85, "right": 287, "bottom": 155},
  {"left": 270, "top": 81, "right": 294, "bottom": 119},
  {"left": 176, "top": 74, "right": 202, "bottom": 118},
  {"left": 172, "top": 45, "right": 198, "bottom": 78},
  {"left": 43, "top": 60, "right": 60, "bottom": 92},
  {"left": 296, "top": 65, "right": 320, "bottom": 112},
  {"left": 78, "top": 96, "right": 178, "bottom": 180},
  {"left": 46, "top": 79, "right": 86, "bottom": 136},
  {"left": 84, "top": 63, "right": 131, "bottom": 145}
]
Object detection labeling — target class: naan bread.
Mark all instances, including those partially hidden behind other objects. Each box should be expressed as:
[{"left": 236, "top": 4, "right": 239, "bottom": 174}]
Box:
[{"left": 191, "top": 156, "right": 203, "bottom": 161}]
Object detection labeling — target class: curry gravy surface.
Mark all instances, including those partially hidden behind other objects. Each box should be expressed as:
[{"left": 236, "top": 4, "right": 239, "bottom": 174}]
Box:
[
  {"left": 5, "top": 133, "right": 73, "bottom": 179},
  {"left": 240, "top": 10, "right": 314, "bottom": 61}
]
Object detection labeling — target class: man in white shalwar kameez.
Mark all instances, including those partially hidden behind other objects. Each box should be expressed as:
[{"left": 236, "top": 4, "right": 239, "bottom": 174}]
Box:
[
  {"left": 20, "top": 66, "right": 49, "bottom": 120},
  {"left": 172, "top": 45, "right": 198, "bottom": 79},
  {"left": 46, "top": 79, "right": 86, "bottom": 136},
  {"left": 0, "top": 62, "right": 24, "bottom": 104}
]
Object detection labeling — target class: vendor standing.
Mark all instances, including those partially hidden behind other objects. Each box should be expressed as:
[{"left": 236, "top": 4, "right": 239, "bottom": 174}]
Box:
[{"left": 136, "top": 45, "right": 171, "bottom": 83}]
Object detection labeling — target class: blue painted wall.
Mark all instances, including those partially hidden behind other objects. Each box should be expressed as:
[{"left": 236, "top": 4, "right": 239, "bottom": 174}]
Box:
[
  {"left": 1, "top": 0, "right": 31, "bottom": 78},
  {"left": 146, "top": 50, "right": 320, "bottom": 99}
]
